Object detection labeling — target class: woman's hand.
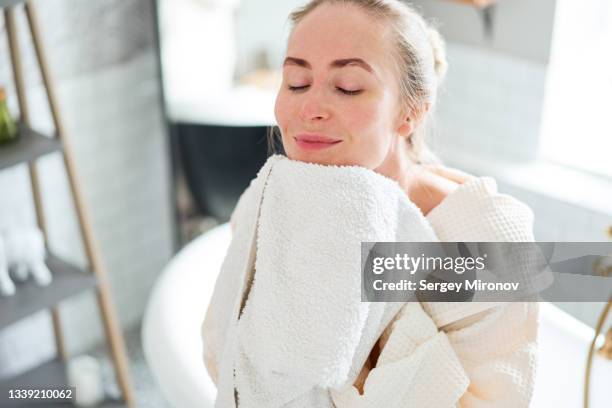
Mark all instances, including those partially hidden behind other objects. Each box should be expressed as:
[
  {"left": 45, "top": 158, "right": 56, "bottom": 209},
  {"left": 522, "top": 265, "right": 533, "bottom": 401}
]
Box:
[
  {"left": 408, "top": 164, "right": 476, "bottom": 216},
  {"left": 421, "top": 163, "right": 476, "bottom": 185}
]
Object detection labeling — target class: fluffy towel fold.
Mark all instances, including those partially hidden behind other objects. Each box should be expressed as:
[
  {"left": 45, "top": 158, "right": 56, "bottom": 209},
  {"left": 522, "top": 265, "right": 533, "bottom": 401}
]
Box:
[
  {"left": 203, "top": 154, "right": 539, "bottom": 408},
  {"left": 235, "top": 156, "right": 441, "bottom": 407}
]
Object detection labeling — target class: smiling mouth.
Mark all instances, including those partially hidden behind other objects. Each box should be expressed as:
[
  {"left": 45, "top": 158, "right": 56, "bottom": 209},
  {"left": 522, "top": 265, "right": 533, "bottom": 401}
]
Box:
[{"left": 294, "top": 135, "right": 342, "bottom": 151}]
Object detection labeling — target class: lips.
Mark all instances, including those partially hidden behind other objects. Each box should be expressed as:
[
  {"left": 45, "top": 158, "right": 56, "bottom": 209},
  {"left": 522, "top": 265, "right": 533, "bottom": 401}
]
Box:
[
  {"left": 294, "top": 134, "right": 342, "bottom": 151},
  {"left": 295, "top": 134, "right": 341, "bottom": 143}
]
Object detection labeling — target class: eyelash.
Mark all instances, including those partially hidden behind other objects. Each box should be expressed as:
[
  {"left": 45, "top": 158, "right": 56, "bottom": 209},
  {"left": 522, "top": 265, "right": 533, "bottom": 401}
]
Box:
[{"left": 288, "top": 85, "right": 362, "bottom": 96}]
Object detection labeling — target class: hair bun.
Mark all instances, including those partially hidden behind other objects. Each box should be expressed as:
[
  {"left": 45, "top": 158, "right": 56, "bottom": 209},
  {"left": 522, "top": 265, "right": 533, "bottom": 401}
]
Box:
[{"left": 427, "top": 26, "right": 448, "bottom": 83}]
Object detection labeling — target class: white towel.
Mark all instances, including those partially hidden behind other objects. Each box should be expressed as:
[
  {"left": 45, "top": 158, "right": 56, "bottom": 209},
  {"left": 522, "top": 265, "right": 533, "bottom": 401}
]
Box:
[
  {"left": 204, "top": 154, "right": 539, "bottom": 407},
  {"left": 235, "top": 156, "right": 447, "bottom": 407}
]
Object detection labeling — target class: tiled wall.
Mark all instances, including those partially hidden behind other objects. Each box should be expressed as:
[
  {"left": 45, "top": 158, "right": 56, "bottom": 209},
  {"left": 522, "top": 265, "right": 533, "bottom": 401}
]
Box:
[
  {"left": 0, "top": 0, "right": 174, "bottom": 378},
  {"left": 432, "top": 43, "right": 547, "bottom": 162},
  {"left": 415, "top": 0, "right": 557, "bottom": 63},
  {"left": 434, "top": 43, "right": 610, "bottom": 241}
]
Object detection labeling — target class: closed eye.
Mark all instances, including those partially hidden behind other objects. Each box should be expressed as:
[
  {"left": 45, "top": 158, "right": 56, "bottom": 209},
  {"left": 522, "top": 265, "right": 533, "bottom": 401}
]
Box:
[
  {"left": 287, "top": 85, "right": 362, "bottom": 96},
  {"left": 337, "top": 88, "right": 362, "bottom": 95}
]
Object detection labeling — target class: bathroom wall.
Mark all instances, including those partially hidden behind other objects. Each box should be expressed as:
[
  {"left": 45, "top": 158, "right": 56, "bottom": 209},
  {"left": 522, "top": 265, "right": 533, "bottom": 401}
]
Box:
[
  {"left": 234, "top": 0, "right": 304, "bottom": 76},
  {"left": 415, "top": 0, "right": 557, "bottom": 63},
  {"left": 234, "top": 0, "right": 557, "bottom": 73},
  {"left": 0, "top": 0, "right": 174, "bottom": 378}
]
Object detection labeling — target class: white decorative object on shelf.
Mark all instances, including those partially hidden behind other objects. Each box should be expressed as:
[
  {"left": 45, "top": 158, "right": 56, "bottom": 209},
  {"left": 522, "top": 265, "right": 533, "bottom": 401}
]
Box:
[
  {"left": 67, "top": 355, "right": 105, "bottom": 407},
  {"left": 0, "top": 227, "right": 52, "bottom": 296},
  {"left": 0, "top": 235, "right": 16, "bottom": 296}
]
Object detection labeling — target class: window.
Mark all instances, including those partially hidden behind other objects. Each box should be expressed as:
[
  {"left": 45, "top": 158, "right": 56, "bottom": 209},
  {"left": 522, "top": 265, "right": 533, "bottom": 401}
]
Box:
[{"left": 540, "top": 0, "right": 612, "bottom": 178}]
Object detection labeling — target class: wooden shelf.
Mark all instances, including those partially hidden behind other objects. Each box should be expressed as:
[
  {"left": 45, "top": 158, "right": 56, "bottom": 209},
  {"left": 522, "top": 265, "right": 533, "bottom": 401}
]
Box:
[
  {"left": 0, "top": 254, "right": 97, "bottom": 329},
  {"left": 1, "top": 3, "right": 135, "bottom": 404},
  {"left": 0, "top": 0, "right": 26, "bottom": 10},
  {"left": 0, "top": 124, "right": 61, "bottom": 171},
  {"left": 0, "top": 358, "right": 125, "bottom": 407}
]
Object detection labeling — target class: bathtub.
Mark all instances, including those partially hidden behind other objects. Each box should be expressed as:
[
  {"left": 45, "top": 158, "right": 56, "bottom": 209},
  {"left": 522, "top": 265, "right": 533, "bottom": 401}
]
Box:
[{"left": 142, "top": 223, "right": 612, "bottom": 407}]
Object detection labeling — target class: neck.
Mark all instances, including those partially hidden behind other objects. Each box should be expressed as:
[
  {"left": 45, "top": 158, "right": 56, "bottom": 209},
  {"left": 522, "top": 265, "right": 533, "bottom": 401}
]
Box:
[{"left": 374, "top": 137, "right": 422, "bottom": 195}]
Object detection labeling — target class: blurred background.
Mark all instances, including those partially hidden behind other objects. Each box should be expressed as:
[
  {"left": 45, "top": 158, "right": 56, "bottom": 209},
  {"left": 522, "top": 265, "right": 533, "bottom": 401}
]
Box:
[{"left": 0, "top": 0, "right": 610, "bottom": 407}]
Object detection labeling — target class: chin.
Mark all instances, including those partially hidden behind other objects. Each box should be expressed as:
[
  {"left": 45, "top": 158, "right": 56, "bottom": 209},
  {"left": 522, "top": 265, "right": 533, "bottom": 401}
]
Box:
[
  {"left": 287, "top": 150, "right": 332, "bottom": 165},
  {"left": 283, "top": 140, "right": 358, "bottom": 167},
  {"left": 281, "top": 143, "right": 321, "bottom": 163}
]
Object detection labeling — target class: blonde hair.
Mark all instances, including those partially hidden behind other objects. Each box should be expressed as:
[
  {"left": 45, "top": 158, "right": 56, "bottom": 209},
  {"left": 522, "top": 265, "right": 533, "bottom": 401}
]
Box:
[{"left": 270, "top": 0, "right": 447, "bottom": 165}]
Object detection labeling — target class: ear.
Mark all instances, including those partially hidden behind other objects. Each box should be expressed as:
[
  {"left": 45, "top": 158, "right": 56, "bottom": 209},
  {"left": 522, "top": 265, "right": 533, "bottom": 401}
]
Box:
[
  {"left": 396, "top": 115, "right": 415, "bottom": 140},
  {"left": 394, "top": 105, "right": 414, "bottom": 139},
  {"left": 396, "top": 103, "right": 430, "bottom": 139}
]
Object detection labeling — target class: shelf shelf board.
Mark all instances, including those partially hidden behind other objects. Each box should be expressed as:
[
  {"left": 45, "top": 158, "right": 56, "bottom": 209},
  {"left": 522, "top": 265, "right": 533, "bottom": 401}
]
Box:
[
  {"left": 0, "top": 254, "right": 97, "bottom": 329},
  {"left": 0, "top": 358, "right": 125, "bottom": 407},
  {"left": 0, "top": 0, "right": 26, "bottom": 9},
  {"left": 0, "top": 124, "right": 61, "bottom": 171}
]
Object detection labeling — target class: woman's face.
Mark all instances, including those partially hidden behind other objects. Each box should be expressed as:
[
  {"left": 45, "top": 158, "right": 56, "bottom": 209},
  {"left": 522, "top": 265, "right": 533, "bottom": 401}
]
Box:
[{"left": 275, "top": 3, "right": 411, "bottom": 169}]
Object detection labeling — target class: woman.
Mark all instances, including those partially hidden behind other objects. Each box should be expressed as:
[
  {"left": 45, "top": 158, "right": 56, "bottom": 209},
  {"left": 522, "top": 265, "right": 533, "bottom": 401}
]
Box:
[{"left": 203, "top": 1, "right": 538, "bottom": 407}]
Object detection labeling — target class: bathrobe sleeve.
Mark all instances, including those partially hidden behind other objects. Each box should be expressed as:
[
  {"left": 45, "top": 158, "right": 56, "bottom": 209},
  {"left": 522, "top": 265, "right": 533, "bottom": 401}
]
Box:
[
  {"left": 331, "top": 302, "right": 538, "bottom": 408},
  {"left": 330, "top": 301, "right": 471, "bottom": 407},
  {"left": 331, "top": 177, "right": 539, "bottom": 408},
  {"left": 202, "top": 180, "right": 256, "bottom": 386},
  {"left": 425, "top": 177, "right": 539, "bottom": 408},
  {"left": 444, "top": 302, "right": 539, "bottom": 408}
]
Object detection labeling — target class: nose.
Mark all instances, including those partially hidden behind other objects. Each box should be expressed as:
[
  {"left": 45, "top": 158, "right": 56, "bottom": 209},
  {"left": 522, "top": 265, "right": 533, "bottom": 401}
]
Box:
[{"left": 298, "top": 88, "right": 331, "bottom": 122}]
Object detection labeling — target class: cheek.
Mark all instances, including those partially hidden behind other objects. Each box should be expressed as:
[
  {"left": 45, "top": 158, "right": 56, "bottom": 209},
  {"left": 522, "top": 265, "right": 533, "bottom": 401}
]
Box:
[
  {"left": 274, "top": 91, "right": 300, "bottom": 157},
  {"left": 274, "top": 92, "right": 289, "bottom": 130},
  {"left": 344, "top": 101, "right": 380, "bottom": 130},
  {"left": 342, "top": 97, "right": 393, "bottom": 152},
  {"left": 340, "top": 90, "right": 391, "bottom": 131}
]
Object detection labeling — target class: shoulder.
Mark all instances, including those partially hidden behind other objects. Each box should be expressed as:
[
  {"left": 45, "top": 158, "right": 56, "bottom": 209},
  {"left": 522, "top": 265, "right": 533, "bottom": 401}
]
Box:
[{"left": 425, "top": 175, "right": 536, "bottom": 242}]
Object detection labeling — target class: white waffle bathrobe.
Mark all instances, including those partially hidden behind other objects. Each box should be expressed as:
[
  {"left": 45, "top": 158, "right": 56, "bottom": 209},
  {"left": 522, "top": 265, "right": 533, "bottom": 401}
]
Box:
[{"left": 202, "top": 155, "right": 539, "bottom": 408}]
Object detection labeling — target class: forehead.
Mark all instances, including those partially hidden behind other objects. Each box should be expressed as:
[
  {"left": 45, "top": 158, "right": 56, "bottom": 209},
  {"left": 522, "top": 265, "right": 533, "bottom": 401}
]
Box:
[{"left": 287, "top": 3, "right": 395, "bottom": 70}]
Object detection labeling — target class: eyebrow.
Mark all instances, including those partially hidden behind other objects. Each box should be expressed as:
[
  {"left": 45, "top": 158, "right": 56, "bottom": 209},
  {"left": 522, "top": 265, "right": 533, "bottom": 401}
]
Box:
[{"left": 283, "top": 56, "right": 374, "bottom": 74}]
